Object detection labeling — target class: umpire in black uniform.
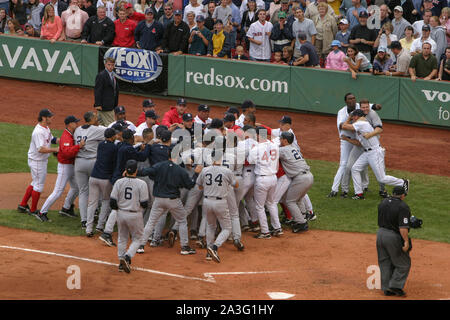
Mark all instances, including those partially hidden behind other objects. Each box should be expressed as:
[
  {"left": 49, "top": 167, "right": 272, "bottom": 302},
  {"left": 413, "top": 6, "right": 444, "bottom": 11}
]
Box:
[
  {"left": 376, "top": 186, "right": 412, "bottom": 297},
  {"left": 94, "top": 57, "right": 119, "bottom": 126}
]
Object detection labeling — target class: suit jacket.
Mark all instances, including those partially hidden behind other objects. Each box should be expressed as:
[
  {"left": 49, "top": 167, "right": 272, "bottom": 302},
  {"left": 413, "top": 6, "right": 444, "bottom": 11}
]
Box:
[
  {"left": 40, "top": 1, "right": 69, "bottom": 20},
  {"left": 94, "top": 69, "right": 119, "bottom": 112}
]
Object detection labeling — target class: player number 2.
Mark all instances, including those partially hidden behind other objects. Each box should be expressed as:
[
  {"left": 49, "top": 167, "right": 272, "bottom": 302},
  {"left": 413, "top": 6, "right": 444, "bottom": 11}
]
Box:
[
  {"left": 124, "top": 187, "right": 133, "bottom": 200},
  {"left": 76, "top": 136, "right": 87, "bottom": 144},
  {"left": 292, "top": 149, "right": 302, "bottom": 160}
]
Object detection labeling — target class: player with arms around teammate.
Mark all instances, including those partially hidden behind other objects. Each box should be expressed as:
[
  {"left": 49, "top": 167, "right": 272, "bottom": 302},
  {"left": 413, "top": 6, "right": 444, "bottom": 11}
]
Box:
[
  {"left": 111, "top": 159, "right": 149, "bottom": 273},
  {"left": 341, "top": 109, "right": 409, "bottom": 199},
  {"left": 18, "top": 109, "right": 59, "bottom": 216},
  {"left": 197, "top": 150, "right": 239, "bottom": 263},
  {"left": 37, "top": 116, "right": 85, "bottom": 222}
]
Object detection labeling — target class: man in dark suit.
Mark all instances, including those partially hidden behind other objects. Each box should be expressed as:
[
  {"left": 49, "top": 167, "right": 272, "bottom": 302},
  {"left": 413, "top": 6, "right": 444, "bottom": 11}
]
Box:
[
  {"left": 40, "top": 0, "right": 69, "bottom": 20},
  {"left": 94, "top": 57, "right": 119, "bottom": 126},
  {"left": 81, "top": 6, "right": 115, "bottom": 46}
]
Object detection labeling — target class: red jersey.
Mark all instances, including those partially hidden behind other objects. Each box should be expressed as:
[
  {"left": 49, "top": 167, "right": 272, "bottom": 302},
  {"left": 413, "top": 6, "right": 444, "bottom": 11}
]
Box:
[
  {"left": 162, "top": 107, "right": 183, "bottom": 126},
  {"left": 128, "top": 12, "right": 145, "bottom": 23},
  {"left": 57, "top": 129, "right": 81, "bottom": 164},
  {"left": 112, "top": 19, "right": 137, "bottom": 48}
]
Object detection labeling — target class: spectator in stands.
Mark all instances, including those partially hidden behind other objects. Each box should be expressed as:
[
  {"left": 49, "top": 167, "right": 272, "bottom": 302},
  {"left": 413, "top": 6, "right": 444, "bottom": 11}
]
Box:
[
  {"left": 61, "top": 0, "right": 89, "bottom": 41},
  {"left": 240, "top": 0, "right": 265, "bottom": 19},
  {"left": 409, "top": 41, "right": 438, "bottom": 80},
  {"left": 82, "top": 0, "right": 96, "bottom": 17},
  {"left": 313, "top": 2, "right": 338, "bottom": 64},
  {"left": 112, "top": 7, "right": 136, "bottom": 47},
  {"left": 0, "top": 8, "right": 11, "bottom": 33},
  {"left": 326, "top": 40, "right": 347, "bottom": 70},
  {"left": 305, "top": 0, "right": 337, "bottom": 22},
  {"left": 134, "top": 0, "right": 151, "bottom": 14},
  {"left": 135, "top": 8, "right": 164, "bottom": 51},
  {"left": 282, "top": 45, "right": 295, "bottom": 65},
  {"left": 189, "top": 15, "right": 212, "bottom": 55},
  {"left": 152, "top": 0, "right": 165, "bottom": 22},
  {"left": 232, "top": 45, "right": 250, "bottom": 59},
  {"left": 430, "top": 15, "right": 447, "bottom": 61},
  {"left": 387, "top": 40, "right": 411, "bottom": 76},
  {"left": 391, "top": 6, "right": 411, "bottom": 39},
  {"left": 241, "top": 0, "right": 258, "bottom": 49},
  {"left": 388, "top": 0, "right": 414, "bottom": 23},
  {"left": 158, "top": 10, "right": 190, "bottom": 54},
  {"left": 345, "top": 0, "right": 367, "bottom": 31},
  {"left": 399, "top": 25, "right": 414, "bottom": 52},
  {"left": 268, "top": 0, "right": 281, "bottom": 22},
  {"left": 339, "top": 0, "right": 367, "bottom": 18},
  {"left": 126, "top": 3, "right": 145, "bottom": 23},
  {"left": 437, "top": 46, "right": 450, "bottom": 80},
  {"left": 186, "top": 11, "right": 197, "bottom": 32},
  {"left": 344, "top": 44, "right": 372, "bottom": 79},
  {"left": 412, "top": 9, "right": 432, "bottom": 38},
  {"left": 81, "top": 6, "right": 115, "bottom": 46},
  {"left": 159, "top": 3, "right": 174, "bottom": 29},
  {"left": 213, "top": 0, "right": 232, "bottom": 25},
  {"left": 372, "top": 47, "right": 394, "bottom": 74},
  {"left": 271, "top": 0, "right": 293, "bottom": 25},
  {"left": 270, "top": 11, "right": 293, "bottom": 52},
  {"left": 328, "top": 0, "right": 341, "bottom": 16},
  {"left": 228, "top": 0, "right": 241, "bottom": 49},
  {"left": 291, "top": 7, "right": 317, "bottom": 58},
  {"left": 162, "top": 98, "right": 187, "bottom": 127},
  {"left": 40, "top": 0, "right": 68, "bottom": 19},
  {"left": 24, "top": 22, "right": 40, "bottom": 37},
  {"left": 374, "top": 22, "right": 397, "bottom": 57},
  {"left": 4, "top": 19, "right": 21, "bottom": 35},
  {"left": 11, "top": 0, "right": 27, "bottom": 26},
  {"left": 440, "top": 8, "right": 450, "bottom": 45},
  {"left": 40, "top": 4, "right": 63, "bottom": 43},
  {"left": 335, "top": 18, "right": 350, "bottom": 54},
  {"left": 247, "top": 9, "right": 273, "bottom": 62},
  {"left": 207, "top": 19, "right": 231, "bottom": 57},
  {"left": 377, "top": 4, "right": 391, "bottom": 32},
  {"left": 184, "top": 0, "right": 206, "bottom": 23},
  {"left": 272, "top": 50, "right": 286, "bottom": 64},
  {"left": 0, "top": 0, "right": 9, "bottom": 15},
  {"left": 27, "top": 0, "right": 45, "bottom": 30},
  {"left": 422, "top": 0, "right": 446, "bottom": 18},
  {"left": 204, "top": 1, "right": 216, "bottom": 30},
  {"left": 349, "top": 11, "right": 376, "bottom": 61},
  {"left": 97, "top": 0, "right": 116, "bottom": 21},
  {"left": 410, "top": 25, "right": 437, "bottom": 55},
  {"left": 293, "top": 32, "right": 320, "bottom": 66}
]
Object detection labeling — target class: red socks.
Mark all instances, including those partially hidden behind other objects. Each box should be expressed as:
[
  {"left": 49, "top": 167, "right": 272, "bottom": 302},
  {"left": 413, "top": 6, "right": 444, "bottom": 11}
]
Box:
[
  {"left": 281, "top": 203, "right": 292, "bottom": 220},
  {"left": 30, "top": 190, "right": 41, "bottom": 212},
  {"left": 20, "top": 185, "right": 34, "bottom": 207}
]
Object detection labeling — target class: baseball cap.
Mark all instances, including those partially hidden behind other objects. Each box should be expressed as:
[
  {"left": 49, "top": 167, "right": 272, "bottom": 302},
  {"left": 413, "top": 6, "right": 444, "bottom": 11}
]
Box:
[
  {"left": 279, "top": 115, "right": 292, "bottom": 124},
  {"left": 160, "top": 129, "right": 172, "bottom": 142},
  {"left": 112, "top": 120, "right": 129, "bottom": 132},
  {"left": 227, "top": 107, "right": 239, "bottom": 115},
  {"left": 339, "top": 18, "right": 349, "bottom": 24},
  {"left": 215, "top": 19, "right": 223, "bottom": 25},
  {"left": 331, "top": 40, "right": 341, "bottom": 47},
  {"left": 64, "top": 115, "right": 80, "bottom": 125},
  {"left": 377, "top": 46, "right": 387, "bottom": 53},
  {"left": 177, "top": 98, "right": 187, "bottom": 106},
  {"left": 39, "top": 108, "right": 54, "bottom": 118},
  {"left": 104, "top": 128, "right": 117, "bottom": 138},
  {"left": 198, "top": 104, "right": 209, "bottom": 112},
  {"left": 183, "top": 113, "right": 193, "bottom": 121},
  {"left": 143, "top": 99, "right": 155, "bottom": 108},
  {"left": 125, "top": 159, "right": 138, "bottom": 174},
  {"left": 394, "top": 5, "right": 403, "bottom": 12},
  {"left": 122, "top": 129, "right": 134, "bottom": 140},
  {"left": 392, "top": 186, "right": 406, "bottom": 196},
  {"left": 223, "top": 113, "right": 236, "bottom": 122},
  {"left": 241, "top": 99, "right": 255, "bottom": 110},
  {"left": 209, "top": 118, "right": 224, "bottom": 129},
  {"left": 114, "top": 106, "right": 126, "bottom": 114},
  {"left": 278, "top": 11, "right": 287, "bottom": 19},
  {"left": 196, "top": 15, "right": 205, "bottom": 22},
  {"left": 174, "top": 9, "right": 182, "bottom": 15},
  {"left": 145, "top": 7, "right": 153, "bottom": 14},
  {"left": 124, "top": 3, "right": 132, "bottom": 9},
  {"left": 422, "top": 25, "right": 431, "bottom": 31},
  {"left": 351, "top": 109, "right": 365, "bottom": 117},
  {"left": 388, "top": 41, "right": 402, "bottom": 50},
  {"left": 145, "top": 110, "right": 159, "bottom": 119},
  {"left": 359, "top": 11, "right": 369, "bottom": 18}
]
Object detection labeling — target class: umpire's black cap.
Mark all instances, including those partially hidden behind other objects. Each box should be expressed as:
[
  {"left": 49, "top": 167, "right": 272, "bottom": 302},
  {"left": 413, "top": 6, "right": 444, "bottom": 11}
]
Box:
[
  {"left": 126, "top": 159, "right": 138, "bottom": 175},
  {"left": 392, "top": 186, "right": 406, "bottom": 196},
  {"left": 39, "top": 108, "right": 54, "bottom": 118},
  {"left": 280, "top": 131, "right": 294, "bottom": 144},
  {"left": 64, "top": 115, "right": 80, "bottom": 125},
  {"left": 351, "top": 109, "right": 365, "bottom": 117},
  {"left": 143, "top": 99, "right": 155, "bottom": 108}
]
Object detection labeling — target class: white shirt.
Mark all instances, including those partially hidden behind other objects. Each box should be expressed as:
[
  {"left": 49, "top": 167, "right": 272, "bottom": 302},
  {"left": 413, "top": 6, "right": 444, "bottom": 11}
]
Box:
[
  {"left": 183, "top": 4, "right": 206, "bottom": 23},
  {"left": 378, "top": 33, "right": 398, "bottom": 58},
  {"left": 412, "top": 20, "right": 427, "bottom": 38},
  {"left": 97, "top": 0, "right": 116, "bottom": 21},
  {"left": 248, "top": 140, "right": 279, "bottom": 175},
  {"left": 271, "top": 128, "right": 300, "bottom": 151},
  {"left": 108, "top": 120, "right": 137, "bottom": 132},
  {"left": 28, "top": 124, "right": 54, "bottom": 161},
  {"left": 247, "top": 20, "right": 273, "bottom": 60},
  {"left": 194, "top": 115, "right": 212, "bottom": 126},
  {"left": 410, "top": 37, "right": 437, "bottom": 55},
  {"left": 337, "top": 106, "right": 356, "bottom": 139},
  {"left": 236, "top": 113, "right": 245, "bottom": 128},
  {"left": 240, "top": 0, "right": 265, "bottom": 18},
  {"left": 135, "top": 122, "right": 158, "bottom": 137},
  {"left": 353, "top": 120, "right": 380, "bottom": 150}
]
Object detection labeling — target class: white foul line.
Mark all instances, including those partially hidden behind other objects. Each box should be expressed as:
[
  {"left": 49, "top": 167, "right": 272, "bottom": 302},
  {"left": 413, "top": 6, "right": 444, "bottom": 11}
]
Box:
[{"left": 0, "top": 245, "right": 285, "bottom": 283}]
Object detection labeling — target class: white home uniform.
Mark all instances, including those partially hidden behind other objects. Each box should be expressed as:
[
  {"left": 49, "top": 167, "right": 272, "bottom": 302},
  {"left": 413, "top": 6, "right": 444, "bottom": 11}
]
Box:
[
  {"left": 27, "top": 124, "right": 54, "bottom": 193},
  {"left": 235, "top": 113, "right": 245, "bottom": 128},
  {"left": 108, "top": 120, "right": 137, "bottom": 132},
  {"left": 271, "top": 128, "right": 300, "bottom": 151},
  {"left": 248, "top": 139, "right": 281, "bottom": 235},
  {"left": 194, "top": 115, "right": 212, "bottom": 126},
  {"left": 351, "top": 120, "right": 404, "bottom": 194},
  {"left": 247, "top": 20, "right": 273, "bottom": 60},
  {"left": 134, "top": 122, "right": 158, "bottom": 138}
]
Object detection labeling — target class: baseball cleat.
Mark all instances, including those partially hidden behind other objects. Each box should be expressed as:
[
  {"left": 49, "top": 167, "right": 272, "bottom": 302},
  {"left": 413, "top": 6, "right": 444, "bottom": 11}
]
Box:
[
  {"left": 363, "top": 187, "right": 369, "bottom": 193},
  {"left": 86, "top": 232, "right": 94, "bottom": 237},
  {"left": 149, "top": 239, "right": 162, "bottom": 247},
  {"left": 207, "top": 245, "right": 220, "bottom": 263},
  {"left": 292, "top": 222, "right": 308, "bottom": 233},
  {"left": 206, "top": 252, "right": 213, "bottom": 261},
  {"left": 180, "top": 246, "right": 196, "bottom": 255},
  {"left": 248, "top": 221, "right": 260, "bottom": 232},
  {"left": 306, "top": 211, "right": 317, "bottom": 221},
  {"left": 327, "top": 191, "right": 338, "bottom": 198},
  {"left": 241, "top": 225, "right": 250, "bottom": 232},
  {"left": 340, "top": 192, "right": 348, "bottom": 198},
  {"left": 118, "top": 264, "right": 124, "bottom": 272},
  {"left": 403, "top": 179, "right": 410, "bottom": 194},
  {"left": 81, "top": 221, "right": 87, "bottom": 229},
  {"left": 190, "top": 230, "right": 198, "bottom": 240},
  {"left": 99, "top": 233, "right": 116, "bottom": 247},
  {"left": 254, "top": 232, "right": 271, "bottom": 239},
  {"left": 17, "top": 204, "right": 30, "bottom": 214},
  {"left": 95, "top": 228, "right": 104, "bottom": 233},
  {"left": 283, "top": 218, "right": 294, "bottom": 226},
  {"left": 59, "top": 207, "right": 77, "bottom": 218},
  {"left": 233, "top": 239, "right": 245, "bottom": 251},
  {"left": 136, "top": 245, "right": 145, "bottom": 254},
  {"left": 352, "top": 194, "right": 365, "bottom": 200},
  {"left": 119, "top": 255, "right": 131, "bottom": 273},
  {"left": 388, "top": 287, "right": 406, "bottom": 297},
  {"left": 379, "top": 190, "right": 389, "bottom": 198},
  {"left": 271, "top": 228, "right": 284, "bottom": 237},
  {"left": 195, "top": 236, "right": 206, "bottom": 248},
  {"left": 168, "top": 230, "right": 176, "bottom": 248}
]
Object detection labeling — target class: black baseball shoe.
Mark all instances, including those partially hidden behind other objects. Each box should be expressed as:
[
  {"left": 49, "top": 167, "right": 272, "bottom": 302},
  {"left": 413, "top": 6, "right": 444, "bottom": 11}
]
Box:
[
  {"left": 99, "top": 232, "right": 116, "bottom": 247},
  {"left": 207, "top": 245, "right": 220, "bottom": 263},
  {"left": 168, "top": 230, "right": 177, "bottom": 248},
  {"left": 190, "top": 230, "right": 198, "bottom": 240},
  {"left": 241, "top": 225, "right": 250, "bottom": 232},
  {"left": 292, "top": 222, "right": 309, "bottom": 233},
  {"left": 233, "top": 239, "right": 245, "bottom": 251},
  {"left": 59, "top": 206, "right": 77, "bottom": 218},
  {"left": 305, "top": 211, "right": 317, "bottom": 221},
  {"left": 352, "top": 194, "right": 365, "bottom": 200},
  {"left": 195, "top": 236, "right": 206, "bottom": 248},
  {"left": 38, "top": 212, "right": 50, "bottom": 222},
  {"left": 363, "top": 187, "right": 369, "bottom": 193},
  {"left": 388, "top": 287, "right": 406, "bottom": 297},
  {"left": 119, "top": 255, "right": 131, "bottom": 273},
  {"left": 206, "top": 251, "right": 213, "bottom": 261},
  {"left": 254, "top": 232, "right": 271, "bottom": 239},
  {"left": 180, "top": 246, "right": 196, "bottom": 255},
  {"left": 86, "top": 232, "right": 94, "bottom": 238},
  {"left": 283, "top": 218, "right": 294, "bottom": 226},
  {"left": 327, "top": 191, "right": 338, "bottom": 198},
  {"left": 248, "top": 221, "right": 260, "bottom": 232},
  {"left": 81, "top": 221, "right": 87, "bottom": 229},
  {"left": 384, "top": 289, "right": 396, "bottom": 296},
  {"left": 17, "top": 204, "right": 30, "bottom": 214},
  {"left": 271, "top": 228, "right": 284, "bottom": 237},
  {"left": 136, "top": 245, "right": 145, "bottom": 254},
  {"left": 379, "top": 190, "right": 389, "bottom": 198},
  {"left": 340, "top": 192, "right": 348, "bottom": 198},
  {"left": 403, "top": 179, "right": 410, "bottom": 194},
  {"left": 95, "top": 227, "right": 104, "bottom": 233},
  {"left": 118, "top": 264, "right": 124, "bottom": 272}
]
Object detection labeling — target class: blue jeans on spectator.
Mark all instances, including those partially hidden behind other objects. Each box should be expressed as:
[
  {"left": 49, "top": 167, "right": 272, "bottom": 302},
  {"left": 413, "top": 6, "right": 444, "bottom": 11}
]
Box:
[{"left": 0, "top": 2, "right": 9, "bottom": 14}]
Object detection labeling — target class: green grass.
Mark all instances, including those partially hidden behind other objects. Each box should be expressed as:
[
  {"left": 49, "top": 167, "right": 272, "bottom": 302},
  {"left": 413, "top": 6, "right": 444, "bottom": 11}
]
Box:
[{"left": 0, "top": 122, "right": 449, "bottom": 243}]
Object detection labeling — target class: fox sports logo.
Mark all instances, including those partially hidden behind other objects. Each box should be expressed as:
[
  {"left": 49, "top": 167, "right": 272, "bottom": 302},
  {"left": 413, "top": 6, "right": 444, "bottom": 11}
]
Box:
[{"left": 104, "top": 47, "right": 163, "bottom": 83}]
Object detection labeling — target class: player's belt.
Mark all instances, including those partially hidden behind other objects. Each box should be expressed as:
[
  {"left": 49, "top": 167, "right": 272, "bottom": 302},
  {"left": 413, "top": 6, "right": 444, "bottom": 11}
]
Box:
[
  {"left": 364, "top": 145, "right": 379, "bottom": 152},
  {"left": 235, "top": 174, "right": 242, "bottom": 176},
  {"left": 245, "top": 169, "right": 253, "bottom": 172},
  {"left": 204, "top": 196, "right": 223, "bottom": 200}
]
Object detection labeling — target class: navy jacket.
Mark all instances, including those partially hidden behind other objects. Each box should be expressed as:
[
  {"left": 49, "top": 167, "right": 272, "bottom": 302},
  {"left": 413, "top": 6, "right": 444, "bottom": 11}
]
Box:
[
  {"left": 148, "top": 143, "right": 171, "bottom": 166},
  {"left": 91, "top": 140, "right": 118, "bottom": 180},
  {"left": 112, "top": 142, "right": 150, "bottom": 183},
  {"left": 135, "top": 20, "right": 164, "bottom": 51},
  {"left": 138, "top": 160, "right": 197, "bottom": 198}
]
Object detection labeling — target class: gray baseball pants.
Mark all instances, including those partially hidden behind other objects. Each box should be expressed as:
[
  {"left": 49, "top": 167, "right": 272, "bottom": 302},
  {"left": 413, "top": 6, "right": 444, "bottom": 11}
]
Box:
[
  {"left": 236, "top": 169, "right": 257, "bottom": 223},
  {"left": 74, "top": 158, "right": 96, "bottom": 223},
  {"left": 172, "top": 185, "right": 202, "bottom": 232},
  {"left": 140, "top": 197, "right": 189, "bottom": 247},
  {"left": 227, "top": 185, "right": 241, "bottom": 240},
  {"left": 203, "top": 198, "right": 232, "bottom": 248},
  {"left": 283, "top": 171, "right": 314, "bottom": 224},
  {"left": 86, "top": 177, "right": 112, "bottom": 234},
  {"left": 117, "top": 210, "right": 144, "bottom": 259}
]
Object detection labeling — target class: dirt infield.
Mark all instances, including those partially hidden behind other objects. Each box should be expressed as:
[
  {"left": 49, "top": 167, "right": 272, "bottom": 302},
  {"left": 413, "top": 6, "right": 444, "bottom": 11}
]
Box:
[{"left": 1, "top": 77, "right": 450, "bottom": 300}]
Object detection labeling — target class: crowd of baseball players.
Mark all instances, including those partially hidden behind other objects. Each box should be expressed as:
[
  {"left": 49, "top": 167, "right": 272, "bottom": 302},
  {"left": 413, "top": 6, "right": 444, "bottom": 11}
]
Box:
[{"left": 18, "top": 95, "right": 409, "bottom": 272}]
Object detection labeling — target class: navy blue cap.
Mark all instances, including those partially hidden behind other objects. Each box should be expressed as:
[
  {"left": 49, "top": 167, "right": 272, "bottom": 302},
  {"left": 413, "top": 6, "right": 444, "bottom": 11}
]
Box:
[
  {"left": 114, "top": 105, "right": 126, "bottom": 114},
  {"left": 174, "top": 9, "right": 182, "bottom": 15},
  {"left": 279, "top": 115, "right": 292, "bottom": 124},
  {"left": 196, "top": 15, "right": 205, "bottom": 22},
  {"left": 39, "top": 108, "right": 54, "bottom": 118},
  {"left": 359, "top": 11, "right": 369, "bottom": 18},
  {"left": 177, "top": 98, "right": 187, "bottom": 105},
  {"left": 122, "top": 129, "right": 134, "bottom": 140},
  {"left": 198, "top": 104, "right": 209, "bottom": 112},
  {"left": 64, "top": 115, "right": 80, "bottom": 125},
  {"left": 104, "top": 128, "right": 117, "bottom": 138},
  {"left": 111, "top": 120, "right": 129, "bottom": 132},
  {"left": 126, "top": 159, "right": 138, "bottom": 174},
  {"left": 145, "top": 110, "right": 159, "bottom": 119},
  {"left": 223, "top": 113, "right": 236, "bottom": 122},
  {"left": 145, "top": 7, "right": 153, "bottom": 15},
  {"left": 160, "top": 130, "right": 172, "bottom": 142},
  {"left": 143, "top": 99, "right": 155, "bottom": 108},
  {"left": 183, "top": 113, "right": 193, "bottom": 121}
]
